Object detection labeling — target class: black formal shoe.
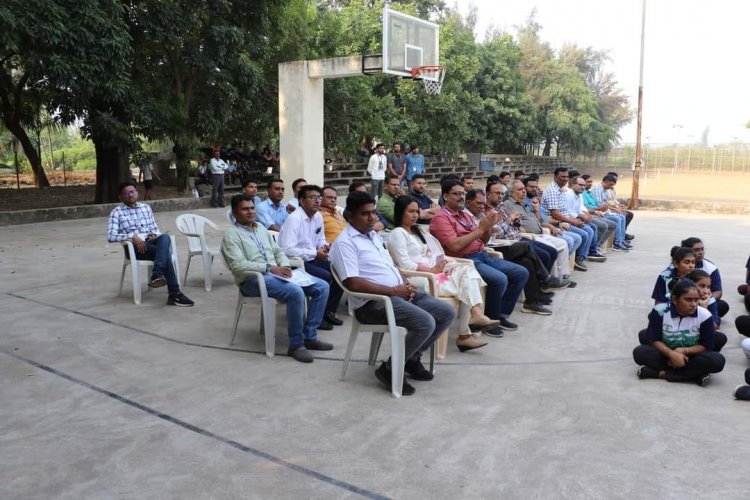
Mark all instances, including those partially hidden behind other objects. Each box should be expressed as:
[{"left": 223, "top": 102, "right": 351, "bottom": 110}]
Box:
[
  {"left": 483, "top": 325, "right": 505, "bottom": 338},
  {"left": 317, "top": 321, "right": 333, "bottom": 331},
  {"left": 404, "top": 357, "right": 434, "bottom": 381},
  {"left": 625, "top": 233, "right": 635, "bottom": 241},
  {"left": 288, "top": 346, "right": 314, "bottom": 363},
  {"left": 374, "top": 361, "right": 415, "bottom": 395},
  {"left": 498, "top": 318, "right": 518, "bottom": 331},
  {"left": 324, "top": 312, "right": 343, "bottom": 326},
  {"left": 304, "top": 339, "right": 333, "bottom": 351}
]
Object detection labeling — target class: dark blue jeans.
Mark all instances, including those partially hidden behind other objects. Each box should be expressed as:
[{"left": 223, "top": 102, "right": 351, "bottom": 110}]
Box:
[
  {"left": 304, "top": 259, "right": 343, "bottom": 315},
  {"left": 134, "top": 234, "right": 179, "bottom": 294},
  {"left": 466, "top": 251, "right": 528, "bottom": 319}
]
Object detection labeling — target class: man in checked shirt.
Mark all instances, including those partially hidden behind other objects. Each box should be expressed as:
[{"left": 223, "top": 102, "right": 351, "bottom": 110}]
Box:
[{"left": 107, "top": 181, "right": 194, "bottom": 306}]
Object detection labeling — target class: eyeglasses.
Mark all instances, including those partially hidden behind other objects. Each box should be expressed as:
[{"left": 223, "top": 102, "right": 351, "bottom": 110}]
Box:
[
  {"left": 304, "top": 195, "right": 322, "bottom": 201},
  {"left": 121, "top": 189, "right": 137, "bottom": 195},
  {"left": 448, "top": 191, "right": 466, "bottom": 197}
]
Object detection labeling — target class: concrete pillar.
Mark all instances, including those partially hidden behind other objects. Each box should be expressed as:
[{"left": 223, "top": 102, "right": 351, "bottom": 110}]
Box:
[
  {"left": 278, "top": 56, "right": 382, "bottom": 189},
  {"left": 278, "top": 60, "right": 325, "bottom": 187}
]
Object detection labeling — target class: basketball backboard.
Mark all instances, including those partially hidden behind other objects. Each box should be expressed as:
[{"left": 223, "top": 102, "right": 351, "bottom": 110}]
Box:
[{"left": 382, "top": 7, "right": 439, "bottom": 80}]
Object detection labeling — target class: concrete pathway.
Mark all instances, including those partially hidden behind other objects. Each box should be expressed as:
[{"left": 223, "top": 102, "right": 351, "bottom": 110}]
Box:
[{"left": 1, "top": 207, "right": 749, "bottom": 499}]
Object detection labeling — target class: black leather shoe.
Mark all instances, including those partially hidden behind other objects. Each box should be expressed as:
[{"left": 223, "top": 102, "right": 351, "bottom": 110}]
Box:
[
  {"left": 405, "top": 358, "right": 434, "bottom": 381},
  {"left": 375, "top": 361, "right": 415, "bottom": 395},
  {"left": 288, "top": 347, "right": 314, "bottom": 363},
  {"left": 324, "top": 312, "right": 343, "bottom": 326},
  {"left": 304, "top": 339, "right": 333, "bottom": 351},
  {"left": 317, "top": 321, "right": 333, "bottom": 331}
]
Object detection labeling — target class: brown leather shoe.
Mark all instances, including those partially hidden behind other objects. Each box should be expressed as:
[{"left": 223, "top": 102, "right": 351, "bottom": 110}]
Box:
[{"left": 456, "top": 334, "right": 488, "bottom": 352}]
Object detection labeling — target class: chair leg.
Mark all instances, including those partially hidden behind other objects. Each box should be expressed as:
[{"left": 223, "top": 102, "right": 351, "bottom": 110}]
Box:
[
  {"left": 132, "top": 262, "right": 143, "bottom": 305},
  {"left": 263, "top": 299, "right": 277, "bottom": 357},
  {"left": 230, "top": 295, "right": 243, "bottom": 345},
  {"left": 183, "top": 255, "right": 192, "bottom": 287},
  {"left": 428, "top": 341, "right": 436, "bottom": 375},
  {"left": 203, "top": 253, "right": 213, "bottom": 291},
  {"left": 119, "top": 262, "right": 128, "bottom": 296},
  {"left": 436, "top": 329, "right": 449, "bottom": 360},
  {"left": 369, "top": 332, "right": 384, "bottom": 365},
  {"left": 390, "top": 328, "right": 406, "bottom": 399},
  {"left": 340, "top": 323, "right": 361, "bottom": 380}
]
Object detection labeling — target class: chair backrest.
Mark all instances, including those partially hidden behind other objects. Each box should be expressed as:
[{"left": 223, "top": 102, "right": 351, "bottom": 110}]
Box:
[{"left": 176, "top": 213, "right": 218, "bottom": 253}]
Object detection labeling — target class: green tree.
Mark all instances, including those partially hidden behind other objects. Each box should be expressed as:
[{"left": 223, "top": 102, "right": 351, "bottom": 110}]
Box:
[{"left": 128, "top": 0, "right": 281, "bottom": 193}]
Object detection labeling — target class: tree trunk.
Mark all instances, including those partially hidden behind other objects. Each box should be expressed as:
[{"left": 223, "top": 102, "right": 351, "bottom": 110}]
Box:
[
  {"left": 172, "top": 140, "right": 194, "bottom": 194},
  {"left": 2, "top": 118, "right": 50, "bottom": 187},
  {"left": 542, "top": 136, "right": 552, "bottom": 156},
  {"left": 92, "top": 136, "right": 131, "bottom": 204}
]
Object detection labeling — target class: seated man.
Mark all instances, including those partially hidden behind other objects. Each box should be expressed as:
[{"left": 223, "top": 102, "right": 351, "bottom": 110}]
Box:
[
  {"left": 541, "top": 167, "right": 598, "bottom": 270},
  {"left": 430, "top": 180, "right": 528, "bottom": 335},
  {"left": 349, "top": 181, "right": 386, "bottom": 231},
  {"left": 222, "top": 194, "right": 331, "bottom": 363},
  {"left": 408, "top": 174, "right": 440, "bottom": 224},
  {"left": 241, "top": 179, "right": 262, "bottom": 207},
  {"left": 375, "top": 173, "right": 403, "bottom": 229},
  {"left": 604, "top": 171, "right": 634, "bottom": 240},
  {"left": 330, "top": 191, "right": 455, "bottom": 396},
  {"left": 256, "top": 178, "right": 289, "bottom": 231},
  {"left": 568, "top": 172, "right": 616, "bottom": 254},
  {"left": 525, "top": 175, "right": 582, "bottom": 270},
  {"left": 465, "top": 189, "right": 555, "bottom": 315},
  {"left": 502, "top": 180, "right": 573, "bottom": 286},
  {"left": 584, "top": 174, "right": 631, "bottom": 251},
  {"left": 285, "top": 178, "right": 306, "bottom": 210},
  {"left": 107, "top": 181, "right": 193, "bottom": 307},
  {"left": 486, "top": 180, "right": 559, "bottom": 276},
  {"left": 278, "top": 184, "right": 344, "bottom": 329},
  {"left": 320, "top": 185, "right": 347, "bottom": 243}
]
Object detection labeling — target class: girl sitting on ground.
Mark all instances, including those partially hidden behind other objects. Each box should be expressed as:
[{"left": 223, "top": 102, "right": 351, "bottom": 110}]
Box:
[
  {"left": 686, "top": 269, "right": 727, "bottom": 351},
  {"left": 651, "top": 246, "right": 695, "bottom": 304},
  {"left": 634, "top": 278, "right": 725, "bottom": 386}
]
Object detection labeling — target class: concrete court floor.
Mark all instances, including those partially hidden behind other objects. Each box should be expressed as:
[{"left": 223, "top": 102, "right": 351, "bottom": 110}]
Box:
[{"left": 1, "top": 208, "right": 750, "bottom": 499}]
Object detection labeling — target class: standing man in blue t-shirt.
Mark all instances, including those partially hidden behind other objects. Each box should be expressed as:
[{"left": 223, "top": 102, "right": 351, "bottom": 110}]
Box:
[{"left": 404, "top": 145, "right": 425, "bottom": 184}]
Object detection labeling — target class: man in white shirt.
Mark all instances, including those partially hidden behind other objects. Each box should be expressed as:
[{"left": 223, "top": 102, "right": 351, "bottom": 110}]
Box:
[
  {"left": 138, "top": 160, "right": 160, "bottom": 200},
  {"left": 278, "top": 185, "right": 344, "bottom": 329},
  {"left": 209, "top": 149, "right": 229, "bottom": 208},
  {"left": 285, "top": 178, "right": 306, "bottom": 211},
  {"left": 367, "top": 143, "right": 387, "bottom": 200},
  {"left": 330, "top": 191, "right": 455, "bottom": 396}
]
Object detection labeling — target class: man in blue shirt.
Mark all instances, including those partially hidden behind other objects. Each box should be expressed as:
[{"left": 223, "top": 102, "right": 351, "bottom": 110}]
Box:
[
  {"left": 256, "top": 179, "right": 289, "bottom": 231},
  {"left": 404, "top": 145, "right": 425, "bottom": 183}
]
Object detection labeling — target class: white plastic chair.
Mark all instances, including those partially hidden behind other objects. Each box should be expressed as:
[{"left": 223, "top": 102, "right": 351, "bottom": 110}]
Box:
[
  {"left": 118, "top": 234, "right": 180, "bottom": 305},
  {"left": 175, "top": 214, "right": 221, "bottom": 291},
  {"left": 220, "top": 250, "right": 279, "bottom": 356},
  {"left": 268, "top": 229, "right": 305, "bottom": 269},
  {"left": 332, "top": 267, "right": 414, "bottom": 398}
]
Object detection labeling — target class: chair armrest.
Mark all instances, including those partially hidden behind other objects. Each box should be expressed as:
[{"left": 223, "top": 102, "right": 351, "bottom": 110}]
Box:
[
  {"left": 519, "top": 233, "right": 537, "bottom": 241},
  {"left": 399, "top": 268, "right": 439, "bottom": 296},
  {"left": 487, "top": 249, "right": 504, "bottom": 259},
  {"left": 120, "top": 240, "right": 137, "bottom": 261},
  {"left": 241, "top": 269, "right": 270, "bottom": 299},
  {"left": 450, "top": 257, "right": 473, "bottom": 265}
]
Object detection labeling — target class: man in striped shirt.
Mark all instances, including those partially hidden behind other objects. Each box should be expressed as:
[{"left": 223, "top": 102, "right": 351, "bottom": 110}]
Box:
[{"left": 107, "top": 181, "right": 193, "bottom": 306}]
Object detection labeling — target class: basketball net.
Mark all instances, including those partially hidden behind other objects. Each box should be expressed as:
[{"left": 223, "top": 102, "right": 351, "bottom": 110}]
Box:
[{"left": 411, "top": 65, "right": 445, "bottom": 95}]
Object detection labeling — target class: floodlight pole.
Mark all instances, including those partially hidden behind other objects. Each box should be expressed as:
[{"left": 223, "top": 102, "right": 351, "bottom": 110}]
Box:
[{"left": 629, "top": 0, "right": 647, "bottom": 210}]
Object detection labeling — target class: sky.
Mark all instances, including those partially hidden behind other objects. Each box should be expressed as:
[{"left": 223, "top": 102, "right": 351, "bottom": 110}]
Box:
[{"left": 455, "top": 0, "right": 750, "bottom": 146}]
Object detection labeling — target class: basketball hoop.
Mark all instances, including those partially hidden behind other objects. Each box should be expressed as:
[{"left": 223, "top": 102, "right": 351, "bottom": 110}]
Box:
[{"left": 411, "top": 65, "right": 445, "bottom": 95}]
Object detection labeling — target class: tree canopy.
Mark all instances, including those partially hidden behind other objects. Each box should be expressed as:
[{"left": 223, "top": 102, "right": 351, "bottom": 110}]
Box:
[{"left": 2, "top": 0, "right": 631, "bottom": 201}]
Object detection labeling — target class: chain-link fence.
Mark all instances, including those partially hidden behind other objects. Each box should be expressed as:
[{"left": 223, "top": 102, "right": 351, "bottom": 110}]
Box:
[{"left": 571, "top": 143, "right": 750, "bottom": 174}]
